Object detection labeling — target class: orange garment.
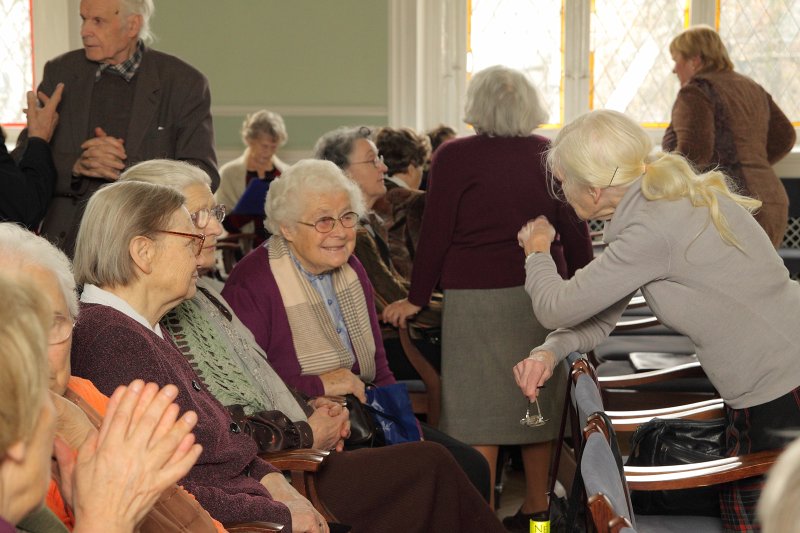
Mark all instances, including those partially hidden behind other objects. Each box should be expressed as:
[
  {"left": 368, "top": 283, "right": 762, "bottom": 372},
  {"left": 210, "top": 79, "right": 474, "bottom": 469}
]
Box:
[{"left": 46, "top": 376, "right": 227, "bottom": 532}]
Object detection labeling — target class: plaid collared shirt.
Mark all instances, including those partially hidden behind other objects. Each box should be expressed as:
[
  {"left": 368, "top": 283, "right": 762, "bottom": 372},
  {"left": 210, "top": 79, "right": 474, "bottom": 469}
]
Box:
[{"left": 95, "top": 40, "right": 144, "bottom": 82}]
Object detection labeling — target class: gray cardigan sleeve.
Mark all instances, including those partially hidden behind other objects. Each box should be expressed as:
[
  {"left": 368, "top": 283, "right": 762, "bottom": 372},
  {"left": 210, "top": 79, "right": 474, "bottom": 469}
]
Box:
[{"left": 525, "top": 213, "right": 671, "bottom": 362}]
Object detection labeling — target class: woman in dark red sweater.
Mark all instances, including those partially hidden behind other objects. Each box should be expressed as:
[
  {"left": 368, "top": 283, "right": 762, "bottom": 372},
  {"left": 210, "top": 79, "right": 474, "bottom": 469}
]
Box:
[{"left": 383, "top": 65, "right": 594, "bottom": 529}]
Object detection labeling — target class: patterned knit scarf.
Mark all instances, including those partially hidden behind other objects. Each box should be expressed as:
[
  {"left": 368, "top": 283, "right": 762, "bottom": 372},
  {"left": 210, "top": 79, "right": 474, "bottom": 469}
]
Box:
[{"left": 267, "top": 235, "right": 376, "bottom": 381}]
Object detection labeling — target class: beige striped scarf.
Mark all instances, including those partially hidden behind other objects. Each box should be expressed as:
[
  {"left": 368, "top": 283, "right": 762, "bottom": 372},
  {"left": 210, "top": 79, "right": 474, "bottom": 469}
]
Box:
[{"left": 267, "top": 235, "right": 376, "bottom": 381}]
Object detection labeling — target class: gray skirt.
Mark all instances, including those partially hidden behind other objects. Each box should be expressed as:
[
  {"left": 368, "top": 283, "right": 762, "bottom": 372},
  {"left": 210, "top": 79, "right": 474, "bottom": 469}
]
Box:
[{"left": 439, "top": 286, "right": 567, "bottom": 445}]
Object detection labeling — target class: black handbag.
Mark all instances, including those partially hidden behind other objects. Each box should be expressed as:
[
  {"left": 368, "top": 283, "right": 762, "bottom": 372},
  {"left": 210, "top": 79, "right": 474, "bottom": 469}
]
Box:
[
  {"left": 626, "top": 416, "right": 727, "bottom": 516},
  {"left": 343, "top": 393, "right": 386, "bottom": 449}
]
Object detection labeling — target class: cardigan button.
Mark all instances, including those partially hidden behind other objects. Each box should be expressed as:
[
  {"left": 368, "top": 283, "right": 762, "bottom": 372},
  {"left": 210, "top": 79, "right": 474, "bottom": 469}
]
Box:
[
  {"left": 191, "top": 380, "right": 202, "bottom": 391},
  {"left": 230, "top": 422, "right": 241, "bottom": 433}
]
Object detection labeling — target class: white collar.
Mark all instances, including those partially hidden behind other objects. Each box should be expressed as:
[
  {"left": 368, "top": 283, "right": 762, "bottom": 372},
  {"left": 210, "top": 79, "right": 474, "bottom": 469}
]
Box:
[
  {"left": 81, "top": 284, "right": 164, "bottom": 339},
  {"left": 386, "top": 175, "right": 412, "bottom": 190}
]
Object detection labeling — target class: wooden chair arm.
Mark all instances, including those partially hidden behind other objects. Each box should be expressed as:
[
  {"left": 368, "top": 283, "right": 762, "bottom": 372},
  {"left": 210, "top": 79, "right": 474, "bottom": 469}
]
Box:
[
  {"left": 597, "top": 361, "right": 707, "bottom": 388},
  {"left": 259, "top": 449, "right": 330, "bottom": 472},
  {"left": 625, "top": 449, "right": 781, "bottom": 490},
  {"left": 609, "top": 403, "right": 724, "bottom": 433},
  {"left": 398, "top": 327, "right": 441, "bottom": 427},
  {"left": 613, "top": 315, "right": 660, "bottom": 332},
  {"left": 225, "top": 521, "right": 285, "bottom": 532},
  {"left": 259, "top": 448, "right": 337, "bottom": 523}
]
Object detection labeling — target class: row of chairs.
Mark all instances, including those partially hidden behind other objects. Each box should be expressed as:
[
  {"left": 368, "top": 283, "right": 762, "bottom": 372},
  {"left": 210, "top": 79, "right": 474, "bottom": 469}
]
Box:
[{"left": 562, "top": 352, "right": 781, "bottom": 532}]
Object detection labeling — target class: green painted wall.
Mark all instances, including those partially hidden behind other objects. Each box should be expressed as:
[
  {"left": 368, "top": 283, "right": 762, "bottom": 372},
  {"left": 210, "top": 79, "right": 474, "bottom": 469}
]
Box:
[{"left": 151, "top": 0, "right": 389, "bottom": 160}]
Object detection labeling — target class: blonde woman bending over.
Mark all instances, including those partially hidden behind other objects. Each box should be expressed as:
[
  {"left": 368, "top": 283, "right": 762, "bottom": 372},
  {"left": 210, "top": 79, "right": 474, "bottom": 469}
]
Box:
[{"left": 515, "top": 109, "right": 800, "bottom": 531}]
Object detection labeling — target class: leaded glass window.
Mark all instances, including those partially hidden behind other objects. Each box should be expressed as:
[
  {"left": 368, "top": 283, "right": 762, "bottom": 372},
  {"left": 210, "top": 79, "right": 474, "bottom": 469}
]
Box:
[{"left": 0, "top": 0, "right": 33, "bottom": 126}]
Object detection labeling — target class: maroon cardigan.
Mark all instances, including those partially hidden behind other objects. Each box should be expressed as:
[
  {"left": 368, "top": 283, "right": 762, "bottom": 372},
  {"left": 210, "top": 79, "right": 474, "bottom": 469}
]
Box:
[
  {"left": 407, "top": 134, "right": 594, "bottom": 306},
  {"left": 222, "top": 245, "right": 396, "bottom": 398},
  {"left": 70, "top": 303, "right": 291, "bottom": 528}
]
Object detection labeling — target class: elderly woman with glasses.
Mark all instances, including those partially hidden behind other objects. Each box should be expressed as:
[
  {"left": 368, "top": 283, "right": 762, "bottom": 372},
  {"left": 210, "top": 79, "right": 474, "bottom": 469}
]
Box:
[
  {"left": 222, "top": 159, "right": 493, "bottom": 501},
  {"left": 382, "top": 66, "right": 594, "bottom": 527},
  {"left": 118, "top": 160, "right": 505, "bottom": 533},
  {"left": 69, "top": 176, "right": 331, "bottom": 532}
]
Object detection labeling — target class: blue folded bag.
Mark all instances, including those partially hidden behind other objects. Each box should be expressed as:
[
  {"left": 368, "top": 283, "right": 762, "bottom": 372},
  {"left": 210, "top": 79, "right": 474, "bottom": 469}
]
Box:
[{"left": 364, "top": 383, "right": 422, "bottom": 445}]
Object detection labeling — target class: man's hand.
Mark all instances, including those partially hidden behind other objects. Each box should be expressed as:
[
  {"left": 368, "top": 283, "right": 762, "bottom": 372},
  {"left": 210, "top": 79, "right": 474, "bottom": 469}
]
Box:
[
  {"left": 72, "top": 127, "right": 127, "bottom": 181},
  {"left": 25, "top": 83, "right": 64, "bottom": 142}
]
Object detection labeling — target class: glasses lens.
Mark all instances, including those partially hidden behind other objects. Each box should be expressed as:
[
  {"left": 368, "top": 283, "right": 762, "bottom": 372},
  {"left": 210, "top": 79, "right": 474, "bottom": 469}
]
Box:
[
  {"left": 340, "top": 213, "right": 358, "bottom": 228},
  {"left": 212, "top": 204, "right": 226, "bottom": 223},
  {"left": 314, "top": 217, "right": 336, "bottom": 233},
  {"left": 373, "top": 155, "right": 384, "bottom": 168},
  {"left": 192, "top": 208, "right": 210, "bottom": 229}
]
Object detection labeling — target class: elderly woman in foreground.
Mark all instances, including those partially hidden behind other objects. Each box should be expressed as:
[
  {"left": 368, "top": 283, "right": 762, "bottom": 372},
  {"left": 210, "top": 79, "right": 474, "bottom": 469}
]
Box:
[
  {"left": 383, "top": 65, "right": 593, "bottom": 527},
  {"left": 0, "top": 271, "right": 200, "bottom": 533},
  {"left": 120, "top": 160, "right": 504, "bottom": 533},
  {"left": 69, "top": 180, "right": 328, "bottom": 532},
  {"left": 515, "top": 109, "right": 800, "bottom": 531},
  {"left": 222, "top": 159, "right": 493, "bottom": 503}
]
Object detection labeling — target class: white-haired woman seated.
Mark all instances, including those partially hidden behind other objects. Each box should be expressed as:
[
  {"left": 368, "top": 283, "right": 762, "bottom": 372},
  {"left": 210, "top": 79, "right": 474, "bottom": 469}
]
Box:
[
  {"left": 221, "top": 159, "right": 495, "bottom": 504},
  {"left": 515, "top": 109, "right": 800, "bottom": 531},
  {"left": 119, "top": 158, "right": 505, "bottom": 533},
  {"left": 69, "top": 180, "right": 328, "bottom": 532},
  {"left": 0, "top": 271, "right": 199, "bottom": 533}
]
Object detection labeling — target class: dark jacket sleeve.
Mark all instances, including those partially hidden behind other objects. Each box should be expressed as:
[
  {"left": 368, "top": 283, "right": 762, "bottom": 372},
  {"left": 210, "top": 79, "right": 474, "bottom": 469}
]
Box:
[{"left": 0, "top": 138, "right": 56, "bottom": 227}]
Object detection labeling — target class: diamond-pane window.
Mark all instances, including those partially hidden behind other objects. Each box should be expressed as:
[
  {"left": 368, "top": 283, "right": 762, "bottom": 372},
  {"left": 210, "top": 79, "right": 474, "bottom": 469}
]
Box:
[
  {"left": 469, "top": 0, "right": 562, "bottom": 125},
  {"left": 0, "top": 0, "right": 33, "bottom": 126},
  {"left": 591, "top": 0, "right": 686, "bottom": 124},
  {"left": 719, "top": 0, "right": 800, "bottom": 123}
]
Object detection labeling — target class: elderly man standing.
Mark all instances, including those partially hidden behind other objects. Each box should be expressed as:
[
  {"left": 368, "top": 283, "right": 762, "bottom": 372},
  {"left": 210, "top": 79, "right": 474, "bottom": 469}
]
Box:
[{"left": 15, "top": 0, "right": 219, "bottom": 256}]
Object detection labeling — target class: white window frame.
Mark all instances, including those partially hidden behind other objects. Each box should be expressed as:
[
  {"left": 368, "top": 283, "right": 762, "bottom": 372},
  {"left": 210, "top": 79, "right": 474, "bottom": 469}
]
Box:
[{"left": 388, "top": 0, "right": 800, "bottom": 177}]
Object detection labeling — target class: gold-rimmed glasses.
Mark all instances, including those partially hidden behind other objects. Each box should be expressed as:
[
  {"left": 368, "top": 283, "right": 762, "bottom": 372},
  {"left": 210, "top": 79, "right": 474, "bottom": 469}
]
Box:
[
  {"left": 350, "top": 154, "right": 385, "bottom": 168},
  {"left": 297, "top": 212, "right": 359, "bottom": 234},
  {"left": 154, "top": 230, "right": 206, "bottom": 256}
]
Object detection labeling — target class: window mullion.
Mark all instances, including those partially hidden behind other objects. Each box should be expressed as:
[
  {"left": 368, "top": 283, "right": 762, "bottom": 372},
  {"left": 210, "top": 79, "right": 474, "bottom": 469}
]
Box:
[{"left": 563, "top": 0, "right": 591, "bottom": 124}]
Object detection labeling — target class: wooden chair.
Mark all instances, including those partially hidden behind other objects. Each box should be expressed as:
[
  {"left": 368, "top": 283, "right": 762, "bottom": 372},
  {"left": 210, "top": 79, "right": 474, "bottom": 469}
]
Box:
[
  {"left": 581, "top": 413, "right": 779, "bottom": 533},
  {"left": 398, "top": 326, "right": 441, "bottom": 427},
  {"left": 259, "top": 449, "right": 339, "bottom": 523},
  {"left": 215, "top": 232, "right": 257, "bottom": 278},
  {"left": 565, "top": 354, "right": 781, "bottom": 532}
]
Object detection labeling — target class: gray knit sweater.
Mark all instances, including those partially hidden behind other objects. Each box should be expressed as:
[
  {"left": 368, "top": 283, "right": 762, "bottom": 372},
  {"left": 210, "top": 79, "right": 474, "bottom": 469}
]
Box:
[{"left": 527, "top": 180, "right": 800, "bottom": 409}]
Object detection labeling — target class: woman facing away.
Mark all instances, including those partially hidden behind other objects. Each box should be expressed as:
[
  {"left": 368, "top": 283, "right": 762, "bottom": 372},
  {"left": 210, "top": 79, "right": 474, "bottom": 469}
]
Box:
[
  {"left": 515, "top": 109, "right": 800, "bottom": 531},
  {"left": 662, "top": 24, "right": 795, "bottom": 247},
  {"left": 119, "top": 158, "right": 505, "bottom": 533},
  {"left": 382, "top": 65, "right": 594, "bottom": 529}
]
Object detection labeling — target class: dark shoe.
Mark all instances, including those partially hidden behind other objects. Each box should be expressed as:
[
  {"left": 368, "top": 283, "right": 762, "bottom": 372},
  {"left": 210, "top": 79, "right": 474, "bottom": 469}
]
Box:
[{"left": 502, "top": 508, "right": 542, "bottom": 533}]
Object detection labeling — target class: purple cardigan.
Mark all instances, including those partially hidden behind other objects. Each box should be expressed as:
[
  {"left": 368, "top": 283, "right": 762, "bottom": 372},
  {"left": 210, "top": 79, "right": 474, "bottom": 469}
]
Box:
[
  {"left": 70, "top": 303, "right": 291, "bottom": 528},
  {"left": 222, "top": 245, "right": 396, "bottom": 397},
  {"left": 408, "top": 134, "right": 594, "bottom": 306}
]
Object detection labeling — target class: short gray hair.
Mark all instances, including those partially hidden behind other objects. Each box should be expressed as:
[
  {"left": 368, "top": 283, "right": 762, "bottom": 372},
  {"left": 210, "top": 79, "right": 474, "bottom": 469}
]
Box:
[
  {"left": 119, "top": 0, "right": 155, "bottom": 44},
  {"left": 74, "top": 181, "right": 185, "bottom": 288},
  {"left": 265, "top": 159, "right": 365, "bottom": 235},
  {"left": 313, "top": 126, "right": 373, "bottom": 170},
  {"left": 242, "top": 110, "right": 288, "bottom": 146},
  {"left": 0, "top": 223, "right": 78, "bottom": 319},
  {"left": 464, "top": 65, "right": 548, "bottom": 137},
  {"left": 119, "top": 159, "right": 211, "bottom": 191}
]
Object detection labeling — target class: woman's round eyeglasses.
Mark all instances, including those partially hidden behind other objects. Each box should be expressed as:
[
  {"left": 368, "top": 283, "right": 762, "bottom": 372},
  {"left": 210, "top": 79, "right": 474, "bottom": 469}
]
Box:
[
  {"left": 191, "top": 204, "right": 226, "bottom": 229},
  {"left": 297, "top": 212, "right": 359, "bottom": 233},
  {"left": 350, "top": 155, "right": 385, "bottom": 169},
  {"left": 155, "top": 230, "right": 206, "bottom": 256}
]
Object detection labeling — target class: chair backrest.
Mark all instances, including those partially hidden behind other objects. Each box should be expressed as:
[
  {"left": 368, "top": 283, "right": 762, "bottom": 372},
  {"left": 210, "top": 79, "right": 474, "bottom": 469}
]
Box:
[{"left": 582, "top": 413, "right": 637, "bottom": 532}]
